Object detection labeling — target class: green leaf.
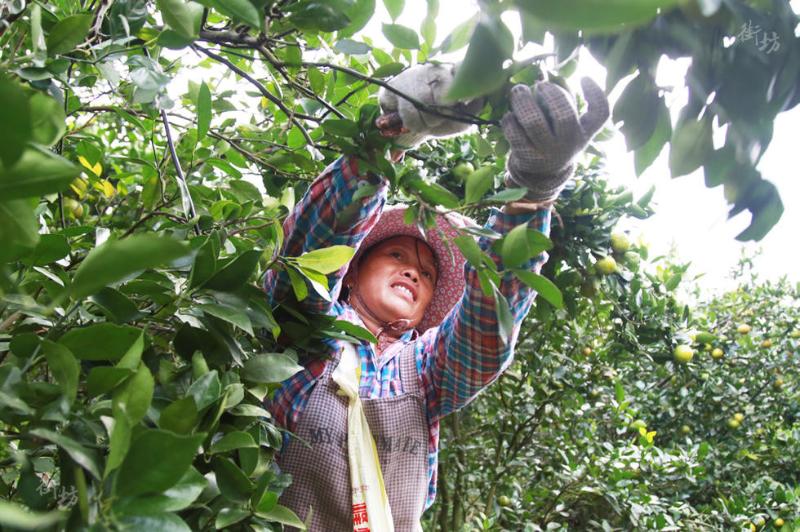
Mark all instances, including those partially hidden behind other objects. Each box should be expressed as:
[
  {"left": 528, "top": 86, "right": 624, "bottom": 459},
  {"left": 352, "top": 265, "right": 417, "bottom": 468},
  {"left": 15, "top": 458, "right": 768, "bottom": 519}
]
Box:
[
  {"left": 210, "top": 431, "right": 258, "bottom": 454},
  {"left": 0, "top": 145, "right": 80, "bottom": 200},
  {"left": 500, "top": 223, "right": 531, "bottom": 269},
  {"left": 42, "top": 340, "right": 80, "bottom": 404},
  {"left": 296, "top": 265, "right": 331, "bottom": 302},
  {"left": 241, "top": 353, "right": 303, "bottom": 384},
  {"left": 89, "top": 287, "right": 141, "bottom": 324},
  {"left": 406, "top": 178, "right": 460, "bottom": 208},
  {"left": 438, "top": 14, "right": 477, "bottom": 54},
  {"left": 199, "top": 303, "right": 254, "bottom": 336},
  {"left": 204, "top": 249, "right": 262, "bottom": 291},
  {"left": 669, "top": 114, "right": 712, "bottom": 178},
  {"left": 29, "top": 92, "right": 66, "bottom": 147},
  {"left": 157, "top": 0, "right": 203, "bottom": 38},
  {"left": 634, "top": 99, "right": 671, "bottom": 177},
  {"left": 372, "top": 62, "right": 405, "bottom": 78},
  {"left": 213, "top": 457, "right": 254, "bottom": 502},
  {"left": 294, "top": 245, "right": 355, "bottom": 274},
  {"left": 454, "top": 235, "right": 483, "bottom": 268},
  {"left": 512, "top": 270, "right": 564, "bottom": 308},
  {"left": 113, "top": 364, "right": 154, "bottom": 424},
  {"left": 196, "top": 0, "right": 263, "bottom": 29},
  {"left": 465, "top": 166, "right": 495, "bottom": 204},
  {"left": 340, "top": 0, "right": 376, "bottom": 37},
  {"left": 159, "top": 397, "right": 199, "bottom": 434},
  {"left": 71, "top": 234, "right": 191, "bottom": 299},
  {"left": 46, "top": 14, "right": 93, "bottom": 56},
  {"left": 105, "top": 415, "right": 132, "bottom": 477},
  {"left": 158, "top": 29, "right": 196, "bottom": 49},
  {"left": 255, "top": 504, "right": 307, "bottom": 529},
  {"left": 116, "top": 430, "right": 205, "bottom": 497},
  {"left": 613, "top": 73, "right": 660, "bottom": 152},
  {"left": 490, "top": 283, "right": 514, "bottom": 347},
  {"left": 0, "top": 501, "right": 65, "bottom": 530},
  {"left": 59, "top": 323, "right": 143, "bottom": 361},
  {"left": 322, "top": 119, "right": 361, "bottom": 137},
  {"left": 21, "top": 234, "right": 70, "bottom": 266},
  {"left": 421, "top": 12, "right": 436, "bottom": 47},
  {"left": 382, "top": 23, "right": 420, "bottom": 49},
  {"left": 29, "top": 428, "right": 102, "bottom": 479},
  {"left": 229, "top": 404, "right": 271, "bottom": 417},
  {"left": 334, "top": 39, "right": 371, "bottom": 55},
  {"left": 384, "top": 0, "right": 405, "bottom": 19},
  {"left": 735, "top": 179, "right": 784, "bottom": 242},
  {"left": 0, "top": 199, "right": 38, "bottom": 262},
  {"left": 113, "top": 468, "right": 206, "bottom": 514},
  {"left": 215, "top": 507, "right": 251, "bottom": 529},
  {"left": 288, "top": 3, "right": 350, "bottom": 32},
  {"left": 115, "top": 513, "right": 192, "bottom": 532},
  {"left": 87, "top": 367, "right": 135, "bottom": 397},
  {"left": 447, "top": 17, "right": 512, "bottom": 101},
  {"left": 30, "top": 3, "right": 45, "bottom": 56},
  {"left": 286, "top": 264, "right": 308, "bottom": 301},
  {"left": 331, "top": 320, "right": 378, "bottom": 344},
  {"left": 197, "top": 81, "right": 211, "bottom": 140},
  {"left": 189, "top": 232, "right": 220, "bottom": 289},
  {"left": 187, "top": 370, "right": 222, "bottom": 410},
  {"left": 253, "top": 489, "right": 279, "bottom": 513},
  {"left": 486, "top": 188, "right": 528, "bottom": 203},
  {"left": 516, "top": 0, "right": 680, "bottom": 33}
]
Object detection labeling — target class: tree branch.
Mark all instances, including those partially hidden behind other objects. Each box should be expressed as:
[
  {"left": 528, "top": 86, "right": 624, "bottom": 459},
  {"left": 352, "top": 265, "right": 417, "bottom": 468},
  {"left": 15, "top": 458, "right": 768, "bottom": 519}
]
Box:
[
  {"left": 196, "top": 29, "right": 497, "bottom": 127},
  {"left": 160, "top": 109, "right": 200, "bottom": 235},
  {"left": 193, "top": 44, "right": 320, "bottom": 151}
]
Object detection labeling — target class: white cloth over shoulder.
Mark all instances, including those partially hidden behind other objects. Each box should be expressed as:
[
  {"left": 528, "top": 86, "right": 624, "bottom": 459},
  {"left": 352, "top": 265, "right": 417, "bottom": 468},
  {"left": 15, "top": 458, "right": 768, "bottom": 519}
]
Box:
[{"left": 331, "top": 342, "right": 395, "bottom": 531}]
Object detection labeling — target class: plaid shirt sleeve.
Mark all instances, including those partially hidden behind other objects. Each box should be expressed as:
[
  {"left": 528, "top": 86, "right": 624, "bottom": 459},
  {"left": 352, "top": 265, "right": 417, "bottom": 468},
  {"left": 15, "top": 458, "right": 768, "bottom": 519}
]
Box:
[
  {"left": 418, "top": 207, "right": 552, "bottom": 420},
  {"left": 263, "top": 156, "right": 388, "bottom": 314}
]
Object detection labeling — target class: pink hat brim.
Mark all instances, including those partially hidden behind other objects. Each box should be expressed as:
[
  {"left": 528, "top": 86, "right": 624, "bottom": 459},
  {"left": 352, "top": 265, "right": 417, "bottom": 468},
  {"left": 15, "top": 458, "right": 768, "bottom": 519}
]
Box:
[{"left": 348, "top": 205, "right": 476, "bottom": 334}]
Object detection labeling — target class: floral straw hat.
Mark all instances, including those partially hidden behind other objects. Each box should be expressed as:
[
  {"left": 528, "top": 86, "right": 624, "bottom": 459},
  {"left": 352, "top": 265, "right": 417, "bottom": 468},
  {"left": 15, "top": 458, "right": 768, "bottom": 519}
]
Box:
[{"left": 347, "top": 205, "right": 477, "bottom": 334}]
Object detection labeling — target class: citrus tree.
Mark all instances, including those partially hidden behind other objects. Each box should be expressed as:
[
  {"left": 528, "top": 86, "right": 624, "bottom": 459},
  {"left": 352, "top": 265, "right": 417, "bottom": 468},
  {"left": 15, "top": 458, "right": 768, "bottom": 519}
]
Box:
[
  {"left": 0, "top": 0, "right": 797, "bottom": 530},
  {"left": 428, "top": 191, "right": 800, "bottom": 530}
]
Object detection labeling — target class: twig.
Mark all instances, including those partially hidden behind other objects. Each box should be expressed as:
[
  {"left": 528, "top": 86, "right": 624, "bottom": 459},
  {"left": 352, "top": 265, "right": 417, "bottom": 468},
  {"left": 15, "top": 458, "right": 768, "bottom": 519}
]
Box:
[
  {"left": 192, "top": 44, "right": 320, "bottom": 151},
  {"left": 160, "top": 109, "right": 200, "bottom": 235},
  {"left": 88, "top": 0, "right": 112, "bottom": 44},
  {"left": 255, "top": 43, "right": 346, "bottom": 119},
  {"left": 196, "top": 29, "right": 496, "bottom": 127}
]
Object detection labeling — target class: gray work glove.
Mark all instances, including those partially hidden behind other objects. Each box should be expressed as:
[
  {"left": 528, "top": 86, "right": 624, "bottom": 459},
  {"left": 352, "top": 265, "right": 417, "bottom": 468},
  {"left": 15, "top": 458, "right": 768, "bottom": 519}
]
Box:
[
  {"left": 502, "top": 78, "right": 609, "bottom": 202},
  {"left": 377, "top": 63, "right": 484, "bottom": 149}
]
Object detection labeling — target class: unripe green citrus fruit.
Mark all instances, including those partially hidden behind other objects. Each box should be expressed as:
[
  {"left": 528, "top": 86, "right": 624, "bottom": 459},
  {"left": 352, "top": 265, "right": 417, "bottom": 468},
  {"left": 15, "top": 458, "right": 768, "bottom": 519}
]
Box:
[
  {"left": 452, "top": 162, "right": 474, "bottom": 181},
  {"left": 673, "top": 345, "right": 694, "bottom": 363},
  {"left": 596, "top": 256, "right": 617, "bottom": 275},
  {"left": 610, "top": 232, "right": 630, "bottom": 253}
]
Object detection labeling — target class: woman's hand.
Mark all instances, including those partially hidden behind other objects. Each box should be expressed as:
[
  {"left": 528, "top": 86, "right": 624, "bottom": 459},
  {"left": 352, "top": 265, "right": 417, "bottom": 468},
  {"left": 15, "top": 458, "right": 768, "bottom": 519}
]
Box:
[
  {"left": 376, "top": 64, "right": 484, "bottom": 152},
  {"left": 502, "top": 78, "right": 609, "bottom": 202}
]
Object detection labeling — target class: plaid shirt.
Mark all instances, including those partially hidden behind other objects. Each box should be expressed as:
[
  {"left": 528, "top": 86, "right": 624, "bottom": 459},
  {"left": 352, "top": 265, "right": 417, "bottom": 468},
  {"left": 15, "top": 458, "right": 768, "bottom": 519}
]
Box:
[{"left": 264, "top": 156, "right": 551, "bottom": 509}]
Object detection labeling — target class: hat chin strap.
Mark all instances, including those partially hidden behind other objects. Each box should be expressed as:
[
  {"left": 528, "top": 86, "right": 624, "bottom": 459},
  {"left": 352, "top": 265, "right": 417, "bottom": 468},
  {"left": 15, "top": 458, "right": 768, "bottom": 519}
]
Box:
[{"left": 348, "top": 286, "right": 413, "bottom": 339}]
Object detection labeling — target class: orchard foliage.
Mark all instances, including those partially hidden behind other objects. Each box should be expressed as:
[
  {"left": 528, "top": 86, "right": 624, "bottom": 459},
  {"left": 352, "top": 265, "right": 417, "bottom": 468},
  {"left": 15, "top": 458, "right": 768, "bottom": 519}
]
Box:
[
  {"left": 428, "top": 162, "right": 800, "bottom": 530},
  {"left": 0, "top": 0, "right": 797, "bottom": 531}
]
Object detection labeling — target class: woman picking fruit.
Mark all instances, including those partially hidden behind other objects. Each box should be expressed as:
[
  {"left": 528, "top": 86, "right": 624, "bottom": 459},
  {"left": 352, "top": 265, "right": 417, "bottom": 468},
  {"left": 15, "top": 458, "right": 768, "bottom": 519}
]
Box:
[{"left": 264, "top": 64, "right": 609, "bottom": 531}]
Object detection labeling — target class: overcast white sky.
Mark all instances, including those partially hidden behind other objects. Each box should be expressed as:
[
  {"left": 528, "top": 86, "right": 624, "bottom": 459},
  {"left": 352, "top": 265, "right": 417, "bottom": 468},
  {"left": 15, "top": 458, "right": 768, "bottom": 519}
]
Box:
[{"left": 362, "top": 0, "right": 800, "bottom": 295}]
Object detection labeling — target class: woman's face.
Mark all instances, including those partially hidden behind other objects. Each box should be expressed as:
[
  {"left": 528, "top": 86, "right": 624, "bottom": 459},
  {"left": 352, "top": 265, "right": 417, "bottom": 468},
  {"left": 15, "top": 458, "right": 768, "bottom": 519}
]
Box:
[{"left": 351, "top": 236, "right": 438, "bottom": 328}]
